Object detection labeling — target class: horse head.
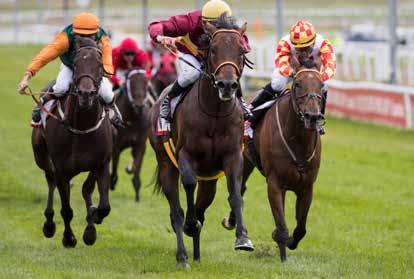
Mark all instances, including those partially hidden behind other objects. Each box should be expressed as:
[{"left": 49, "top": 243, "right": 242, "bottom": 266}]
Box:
[
  {"left": 291, "top": 57, "right": 325, "bottom": 130},
  {"left": 73, "top": 36, "right": 103, "bottom": 108},
  {"left": 125, "top": 68, "right": 148, "bottom": 115},
  {"left": 203, "top": 14, "right": 247, "bottom": 101}
]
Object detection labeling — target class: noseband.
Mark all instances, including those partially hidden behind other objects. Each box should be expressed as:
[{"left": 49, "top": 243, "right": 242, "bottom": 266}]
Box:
[{"left": 291, "top": 69, "right": 325, "bottom": 122}]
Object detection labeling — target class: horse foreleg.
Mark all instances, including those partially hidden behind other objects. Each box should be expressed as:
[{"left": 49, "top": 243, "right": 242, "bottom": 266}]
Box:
[
  {"left": 287, "top": 184, "right": 314, "bottom": 250},
  {"left": 56, "top": 177, "right": 77, "bottom": 248},
  {"left": 222, "top": 157, "right": 254, "bottom": 231},
  {"left": 267, "top": 173, "right": 289, "bottom": 262},
  {"left": 223, "top": 152, "right": 254, "bottom": 251},
  {"left": 82, "top": 172, "right": 97, "bottom": 245},
  {"left": 110, "top": 147, "right": 120, "bottom": 191},
  {"left": 161, "top": 163, "right": 189, "bottom": 268},
  {"left": 194, "top": 180, "right": 218, "bottom": 261},
  {"left": 94, "top": 163, "right": 111, "bottom": 224},
  {"left": 177, "top": 151, "right": 201, "bottom": 240},
  {"left": 131, "top": 140, "right": 146, "bottom": 202},
  {"left": 43, "top": 174, "right": 56, "bottom": 238}
]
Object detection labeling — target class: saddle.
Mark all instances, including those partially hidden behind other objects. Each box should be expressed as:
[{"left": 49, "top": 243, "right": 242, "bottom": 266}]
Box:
[{"left": 155, "top": 84, "right": 190, "bottom": 137}]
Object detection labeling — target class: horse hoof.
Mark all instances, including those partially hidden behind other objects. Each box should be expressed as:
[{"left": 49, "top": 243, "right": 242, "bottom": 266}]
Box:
[
  {"left": 176, "top": 261, "right": 190, "bottom": 269},
  {"left": 134, "top": 195, "right": 140, "bottom": 203},
  {"left": 234, "top": 236, "right": 254, "bottom": 251},
  {"left": 221, "top": 217, "right": 235, "bottom": 231},
  {"left": 83, "top": 225, "right": 97, "bottom": 246},
  {"left": 110, "top": 175, "right": 118, "bottom": 190},
  {"left": 43, "top": 222, "right": 56, "bottom": 238},
  {"left": 62, "top": 235, "right": 77, "bottom": 248},
  {"left": 287, "top": 237, "right": 298, "bottom": 250},
  {"left": 184, "top": 220, "right": 202, "bottom": 237},
  {"left": 125, "top": 164, "right": 133, "bottom": 174}
]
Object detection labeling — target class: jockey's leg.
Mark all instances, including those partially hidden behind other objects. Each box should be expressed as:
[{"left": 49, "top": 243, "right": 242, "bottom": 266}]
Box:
[
  {"left": 32, "top": 64, "right": 72, "bottom": 123},
  {"left": 160, "top": 54, "right": 201, "bottom": 120},
  {"left": 100, "top": 77, "right": 124, "bottom": 128},
  {"left": 248, "top": 69, "right": 289, "bottom": 128},
  {"left": 318, "top": 83, "right": 328, "bottom": 135}
]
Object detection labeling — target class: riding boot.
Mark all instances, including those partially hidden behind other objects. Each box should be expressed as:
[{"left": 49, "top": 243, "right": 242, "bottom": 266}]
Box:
[
  {"left": 32, "top": 91, "right": 55, "bottom": 123},
  {"left": 318, "top": 86, "right": 328, "bottom": 135},
  {"left": 160, "top": 81, "right": 185, "bottom": 120},
  {"left": 108, "top": 100, "right": 125, "bottom": 129},
  {"left": 249, "top": 83, "right": 281, "bottom": 128}
]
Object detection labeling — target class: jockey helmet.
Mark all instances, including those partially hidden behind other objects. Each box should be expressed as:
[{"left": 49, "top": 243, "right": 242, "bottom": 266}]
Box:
[
  {"left": 289, "top": 20, "right": 316, "bottom": 48},
  {"left": 201, "top": 0, "right": 232, "bottom": 21},
  {"left": 73, "top": 12, "right": 100, "bottom": 35}
]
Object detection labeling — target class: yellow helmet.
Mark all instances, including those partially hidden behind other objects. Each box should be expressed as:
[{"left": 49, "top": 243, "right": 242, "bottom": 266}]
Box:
[
  {"left": 73, "top": 12, "right": 100, "bottom": 35},
  {"left": 289, "top": 20, "right": 316, "bottom": 48},
  {"left": 201, "top": 0, "right": 232, "bottom": 21}
]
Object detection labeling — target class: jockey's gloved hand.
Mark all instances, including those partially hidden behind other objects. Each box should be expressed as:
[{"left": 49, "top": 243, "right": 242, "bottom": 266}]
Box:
[
  {"left": 18, "top": 72, "right": 32, "bottom": 94},
  {"left": 156, "top": 36, "right": 177, "bottom": 49}
]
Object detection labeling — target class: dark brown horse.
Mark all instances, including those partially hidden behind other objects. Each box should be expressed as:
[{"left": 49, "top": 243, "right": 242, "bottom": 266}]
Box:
[
  {"left": 149, "top": 18, "right": 254, "bottom": 268},
  {"left": 110, "top": 68, "right": 150, "bottom": 202},
  {"left": 223, "top": 61, "right": 324, "bottom": 262},
  {"left": 31, "top": 37, "right": 112, "bottom": 247}
]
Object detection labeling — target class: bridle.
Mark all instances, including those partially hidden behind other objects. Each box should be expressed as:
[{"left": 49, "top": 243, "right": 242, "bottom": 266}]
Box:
[
  {"left": 291, "top": 68, "right": 325, "bottom": 123},
  {"left": 125, "top": 68, "right": 150, "bottom": 113},
  {"left": 72, "top": 46, "right": 103, "bottom": 100}
]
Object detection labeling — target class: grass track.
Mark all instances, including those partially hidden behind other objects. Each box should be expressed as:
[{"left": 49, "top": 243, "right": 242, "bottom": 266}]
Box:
[{"left": 0, "top": 45, "right": 413, "bottom": 278}]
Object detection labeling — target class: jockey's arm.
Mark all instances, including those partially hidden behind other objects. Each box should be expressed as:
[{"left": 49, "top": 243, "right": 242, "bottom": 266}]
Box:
[
  {"left": 319, "top": 39, "right": 336, "bottom": 81},
  {"left": 18, "top": 32, "right": 69, "bottom": 93},
  {"left": 100, "top": 35, "right": 114, "bottom": 77},
  {"left": 274, "top": 38, "right": 295, "bottom": 77}
]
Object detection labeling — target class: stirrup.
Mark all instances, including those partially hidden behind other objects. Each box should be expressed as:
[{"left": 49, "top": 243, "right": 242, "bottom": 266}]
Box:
[{"left": 32, "top": 106, "right": 41, "bottom": 123}]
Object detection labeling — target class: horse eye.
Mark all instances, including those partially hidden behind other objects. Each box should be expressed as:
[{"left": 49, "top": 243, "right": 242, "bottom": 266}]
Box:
[{"left": 211, "top": 48, "right": 216, "bottom": 55}]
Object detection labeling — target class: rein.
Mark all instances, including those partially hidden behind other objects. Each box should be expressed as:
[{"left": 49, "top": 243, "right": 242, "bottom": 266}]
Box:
[{"left": 275, "top": 97, "right": 318, "bottom": 171}]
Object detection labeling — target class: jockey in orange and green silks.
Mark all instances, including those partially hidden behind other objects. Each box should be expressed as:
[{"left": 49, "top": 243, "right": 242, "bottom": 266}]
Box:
[
  {"left": 248, "top": 20, "right": 337, "bottom": 134},
  {"left": 17, "top": 12, "right": 124, "bottom": 128}
]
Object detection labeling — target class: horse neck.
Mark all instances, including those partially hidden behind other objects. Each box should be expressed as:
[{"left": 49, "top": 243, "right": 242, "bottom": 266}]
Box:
[
  {"left": 278, "top": 95, "right": 317, "bottom": 156},
  {"left": 198, "top": 76, "right": 237, "bottom": 119},
  {"left": 68, "top": 96, "right": 103, "bottom": 131}
]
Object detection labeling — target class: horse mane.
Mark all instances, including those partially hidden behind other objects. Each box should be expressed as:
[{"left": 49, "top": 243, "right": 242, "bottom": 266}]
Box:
[{"left": 212, "top": 13, "right": 240, "bottom": 30}]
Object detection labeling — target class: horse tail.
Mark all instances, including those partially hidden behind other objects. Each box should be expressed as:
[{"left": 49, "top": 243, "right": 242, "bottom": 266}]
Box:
[{"left": 150, "top": 165, "right": 163, "bottom": 195}]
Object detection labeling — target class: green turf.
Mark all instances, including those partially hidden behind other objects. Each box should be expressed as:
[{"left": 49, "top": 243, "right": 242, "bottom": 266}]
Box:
[{"left": 0, "top": 44, "right": 413, "bottom": 278}]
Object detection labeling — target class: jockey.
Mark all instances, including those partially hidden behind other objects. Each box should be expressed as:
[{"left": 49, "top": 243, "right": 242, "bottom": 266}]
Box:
[
  {"left": 111, "top": 37, "right": 150, "bottom": 89},
  {"left": 148, "top": 0, "right": 252, "bottom": 121},
  {"left": 17, "top": 12, "right": 124, "bottom": 128},
  {"left": 249, "top": 20, "right": 336, "bottom": 134}
]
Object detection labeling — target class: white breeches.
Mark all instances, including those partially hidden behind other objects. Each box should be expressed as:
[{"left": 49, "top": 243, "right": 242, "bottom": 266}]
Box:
[
  {"left": 52, "top": 63, "right": 114, "bottom": 104},
  {"left": 270, "top": 68, "right": 291, "bottom": 92},
  {"left": 176, "top": 54, "right": 201, "bottom": 87}
]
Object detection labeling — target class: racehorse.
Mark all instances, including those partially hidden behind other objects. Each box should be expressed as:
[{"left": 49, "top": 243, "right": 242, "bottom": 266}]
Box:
[
  {"left": 31, "top": 36, "right": 113, "bottom": 247},
  {"left": 149, "top": 17, "right": 254, "bottom": 268},
  {"left": 110, "top": 67, "right": 150, "bottom": 202},
  {"left": 222, "top": 59, "right": 324, "bottom": 262},
  {"left": 149, "top": 52, "right": 177, "bottom": 97}
]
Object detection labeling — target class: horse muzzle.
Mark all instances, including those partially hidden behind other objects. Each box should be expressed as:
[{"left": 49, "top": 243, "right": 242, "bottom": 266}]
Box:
[
  {"left": 303, "top": 112, "right": 324, "bottom": 130},
  {"left": 216, "top": 79, "right": 239, "bottom": 101}
]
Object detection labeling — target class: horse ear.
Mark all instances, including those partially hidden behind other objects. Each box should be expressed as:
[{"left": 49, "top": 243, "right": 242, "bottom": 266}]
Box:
[
  {"left": 313, "top": 57, "right": 322, "bottom": 70},
  {"left": 203, "top": 21, "right": 218, "bottom": 35},
  {"left": 239, "top": 22, "right": 247, "bottom": 35},
  {"left": 75, "top": 36, "right": 82, "bottom": 49},
  {"left": 291, "top": 56, "right": 301, "bottom": 72}
]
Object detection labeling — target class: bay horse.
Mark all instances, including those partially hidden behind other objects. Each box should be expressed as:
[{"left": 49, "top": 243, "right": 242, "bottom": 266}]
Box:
[
  {"left": 149, "top": 17, "right": 254, "bottom": 268},
  {"left": 223, "top": 60, "right": 324, "bottom": 262},
  {"left": 149, "top": 52, "right": 177, "bottom": 97},
  {"left": 31, "top": 36, "right": 112, "bottom": 247},
  {"left": 110, "top": 68, "right": 150, "bottom": 202}
]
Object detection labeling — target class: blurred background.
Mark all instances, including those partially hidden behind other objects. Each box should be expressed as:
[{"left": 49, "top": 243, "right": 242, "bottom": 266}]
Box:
[{"left": 1, "top": 0, "right": 414, "bottom": 85}]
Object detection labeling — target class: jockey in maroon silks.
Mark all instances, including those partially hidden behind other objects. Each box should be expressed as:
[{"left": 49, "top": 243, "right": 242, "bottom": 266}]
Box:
[
  {"left": 148, "top": 0, "right": 252, "bottom": 121},
  {"left": 111, "top": 37, "right": 150, "bottom": 88}
]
